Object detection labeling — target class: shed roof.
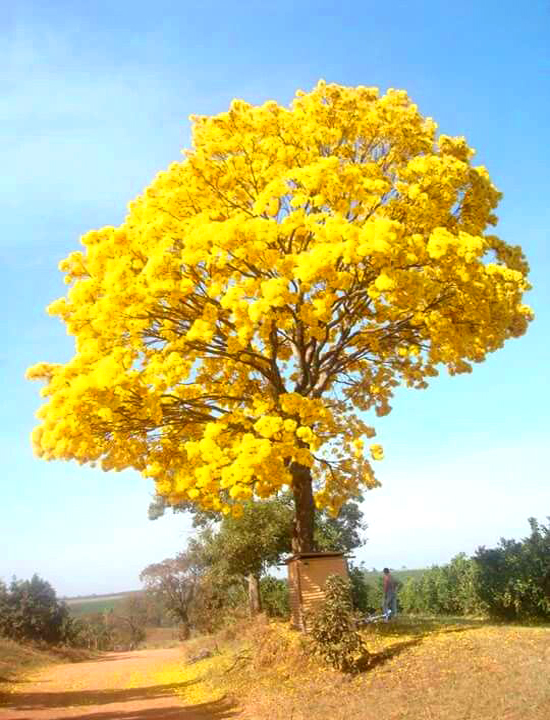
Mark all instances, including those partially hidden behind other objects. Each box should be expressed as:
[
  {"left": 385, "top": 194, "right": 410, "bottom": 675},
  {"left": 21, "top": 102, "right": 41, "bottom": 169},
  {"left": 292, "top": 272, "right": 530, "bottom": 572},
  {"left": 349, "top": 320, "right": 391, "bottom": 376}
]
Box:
[{"left": 282, "top": 551, "right": 348, "bottom": 564}]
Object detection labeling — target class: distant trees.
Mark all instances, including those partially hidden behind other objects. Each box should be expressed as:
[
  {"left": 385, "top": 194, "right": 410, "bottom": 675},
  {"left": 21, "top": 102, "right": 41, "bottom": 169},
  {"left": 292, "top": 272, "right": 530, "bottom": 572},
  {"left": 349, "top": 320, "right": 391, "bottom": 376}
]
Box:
[
  {"left": 142, "top": 495, "right": 369, "bottom": 632},
  {"left": 70, "top": 613, "right": 113, "bottom": 650},
  {"left": 0, "top": 576, "right": 156, "bottom": 651},
  {"left": 140, "top": 554, "right": 205, "bottom": 639},
  {"left": 399, "top": 518, "right": 550, "bottom": 621},
  {"left": 108, "top": 594, "right": 148, "bottom": 649},
  {"left": 473, "top": 517, "right": 550, "bottom": 620},
  {"left": 0, "top": 575, "right": 69, "bottom": 644},
  {"left": 399, "top": 554, "right": 480, "bottom": 616},
  {"left": 189, "top": 498, "right": 294, "bottom": 615},
  {"left": 63, "top": 593, "right": 163, "bottom": 651}
]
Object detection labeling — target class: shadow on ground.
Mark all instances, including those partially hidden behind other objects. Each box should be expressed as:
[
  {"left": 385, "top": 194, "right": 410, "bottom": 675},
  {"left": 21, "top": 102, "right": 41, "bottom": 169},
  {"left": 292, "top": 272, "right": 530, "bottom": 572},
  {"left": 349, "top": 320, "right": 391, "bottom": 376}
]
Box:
[
  {"left": 354, "top": 617, "right": 492, "bottom": 673},
  {"left": 0, "top": 679, "right": 201, "bottom": 710},
  {"left": 364, "top": 616, "right": 487, "bottom": 639},
  {"left": 1, "top": 698, "right": 238, "bottom": 720},
  {"left": 353, "top": 637, "right": 423, "bottom": 673},
  {"left": 65, "top": 698, "right": 237, "bottom": 719},
  {"left": 75, "top": 654, "right": 154, "bottom": 663}
]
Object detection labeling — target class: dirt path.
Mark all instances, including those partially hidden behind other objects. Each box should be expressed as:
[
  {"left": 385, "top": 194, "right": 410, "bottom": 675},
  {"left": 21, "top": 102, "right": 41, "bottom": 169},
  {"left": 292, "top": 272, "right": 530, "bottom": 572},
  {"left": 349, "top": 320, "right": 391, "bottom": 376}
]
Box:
[{"left": 0, "top": 647, "right": 237, "bottom": 720}]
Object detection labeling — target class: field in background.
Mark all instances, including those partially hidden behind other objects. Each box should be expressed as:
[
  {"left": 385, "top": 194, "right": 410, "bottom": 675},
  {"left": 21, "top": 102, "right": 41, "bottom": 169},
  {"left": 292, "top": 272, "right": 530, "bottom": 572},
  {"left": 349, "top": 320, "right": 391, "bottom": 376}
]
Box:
[
  {"left": 63, "top": 570, "right": 427, "bottom": 618},
  {"left": 64, "top": 590, "right": 140, "bottom": 617},
  {"left": 64, "top": 591, "right": 181, "bottom": 650},
  {"left": 363, "top": 567, "right": 426, "bottom": 586},
  {"left": 64, "top": 568, "right": 426, "bottom": 612}
]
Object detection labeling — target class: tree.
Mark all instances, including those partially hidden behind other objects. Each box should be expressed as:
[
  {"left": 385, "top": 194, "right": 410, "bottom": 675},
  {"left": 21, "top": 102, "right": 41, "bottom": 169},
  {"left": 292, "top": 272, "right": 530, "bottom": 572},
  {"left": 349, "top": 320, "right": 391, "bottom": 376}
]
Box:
[
  {"left": 139, "top": 554, "right": 203, "bottom": 638},
  {"left": 260, "top": 576, "right": 290, "bottom": 617},
  {"left": 147, "top": 494, "right": 366, "bottom": 617},
  {"left": 315, "top": 500, "right": 366, "bottom": 553},
  {"left": 190, "top": 498, "right": 293, "bottom": 614},
  {"left": 109, "top": 594, "right": 149, "bottom": 649},
  {"left": 72, "top": 613, "right": 114, "bottom": 650},
  {"left": 28, "top": 81, "right": 532, "bottom": 552},
  {"left": 151, "top": 493, "right": 367, "bottom": 612},
  {"left": 473, "top": 517, "right": 550, "bottom": 620},
  {"left": 0, "top": 575, "right": 69, "bottom": 644},
  {"left": 348, "top": 563, "right": 371, "bottom": 613}
]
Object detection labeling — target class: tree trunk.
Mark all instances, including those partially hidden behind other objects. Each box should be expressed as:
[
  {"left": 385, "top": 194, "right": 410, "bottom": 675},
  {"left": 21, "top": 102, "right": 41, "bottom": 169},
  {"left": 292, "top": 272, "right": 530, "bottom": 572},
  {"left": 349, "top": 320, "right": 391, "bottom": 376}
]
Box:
[
  {"left": 291, "top": 462, "right": 316, "bottom": 553},
  {"left": 247, "top": 573, "right": 262, "bottom": 615},
  {"left": 178, "top": 622, "right": 191, "bottom": 640}
]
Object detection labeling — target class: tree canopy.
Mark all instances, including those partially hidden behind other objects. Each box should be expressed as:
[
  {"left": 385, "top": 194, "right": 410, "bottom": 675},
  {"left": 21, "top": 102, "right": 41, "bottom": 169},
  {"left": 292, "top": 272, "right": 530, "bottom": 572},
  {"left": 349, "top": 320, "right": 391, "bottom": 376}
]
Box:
[
  {"left": 28, "top": 81, "right": 532, "bottom": 550},
  {"left": 0, "top": 575, "right": 69, "bottom": 644}
]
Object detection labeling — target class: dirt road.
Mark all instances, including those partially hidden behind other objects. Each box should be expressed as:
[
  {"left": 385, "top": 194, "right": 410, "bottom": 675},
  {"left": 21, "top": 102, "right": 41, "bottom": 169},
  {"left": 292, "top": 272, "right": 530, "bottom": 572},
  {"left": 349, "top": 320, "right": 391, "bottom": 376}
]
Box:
[{"left": 0, "top": 647, "right": 237, "bottom": 720}]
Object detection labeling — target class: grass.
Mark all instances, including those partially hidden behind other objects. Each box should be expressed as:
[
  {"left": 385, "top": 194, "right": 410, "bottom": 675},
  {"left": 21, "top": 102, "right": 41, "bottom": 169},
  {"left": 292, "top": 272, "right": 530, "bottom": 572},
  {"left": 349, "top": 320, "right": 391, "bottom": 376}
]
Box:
[
  {"left": 158, "top": 615, "right": 549, "bottom": 720},
  {"left": 65, "top": 591, "right": 140, "bottom": 617},
  {"left": 66, "top": 598, "right": 125, "bottom": 616},
  {"left": 142, "top": 626, "right": 181, "bottom": 649},
  {"left": 2, "top": 615, "right": 548, "bottom": 718}
]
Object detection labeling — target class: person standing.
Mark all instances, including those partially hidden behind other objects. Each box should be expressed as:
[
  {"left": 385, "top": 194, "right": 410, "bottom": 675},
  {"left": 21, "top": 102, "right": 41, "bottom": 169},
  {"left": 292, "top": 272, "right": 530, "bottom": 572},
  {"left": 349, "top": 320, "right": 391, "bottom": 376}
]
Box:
[{"left": 382, "top": 567, "right": 397, "bottom": 619}]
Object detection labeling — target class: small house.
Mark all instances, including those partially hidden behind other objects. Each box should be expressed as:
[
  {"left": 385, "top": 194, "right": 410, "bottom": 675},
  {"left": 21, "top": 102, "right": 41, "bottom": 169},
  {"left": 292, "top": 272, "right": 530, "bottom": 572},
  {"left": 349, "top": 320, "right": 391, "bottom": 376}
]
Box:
[{"left": 285, "top": 551, "right": 349, "bottom": 631}]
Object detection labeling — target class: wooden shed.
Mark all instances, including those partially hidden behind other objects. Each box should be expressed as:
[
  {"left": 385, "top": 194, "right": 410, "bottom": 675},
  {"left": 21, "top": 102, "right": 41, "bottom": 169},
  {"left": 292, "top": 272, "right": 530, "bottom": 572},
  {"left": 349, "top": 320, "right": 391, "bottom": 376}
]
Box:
[{"left": 285, "top": 551, "right": 349, "bottom": 631}]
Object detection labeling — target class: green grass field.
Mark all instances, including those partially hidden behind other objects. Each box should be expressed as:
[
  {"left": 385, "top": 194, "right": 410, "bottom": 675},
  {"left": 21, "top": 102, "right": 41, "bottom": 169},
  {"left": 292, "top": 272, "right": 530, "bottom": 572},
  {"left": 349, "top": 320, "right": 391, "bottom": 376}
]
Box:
[
  {"left": 65, "top": 591, "right": 139, "bottom": 617},
  {"left": 363, "top": 567, "right": 426, "bottom": 586}
]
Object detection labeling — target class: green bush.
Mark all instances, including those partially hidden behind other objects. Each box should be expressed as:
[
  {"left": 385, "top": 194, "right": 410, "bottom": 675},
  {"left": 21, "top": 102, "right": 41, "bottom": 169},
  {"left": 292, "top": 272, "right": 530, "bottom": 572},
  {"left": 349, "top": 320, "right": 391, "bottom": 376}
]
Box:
[
  {"left": 308, "top": 575, "right": 368, "bottom": 673},
  {"left": 348, "top": 563, "right": 371, "bottom": 613},
  {"left": 0, "top": 575, "right": 69, "bottom": 644},
  {"left": 260, "top": 576, "right": 289, "bottom": 618},
  {"left": 473, "top": 517, "right": 550, "bottom": 621},
  {"left": 399, "top": 555, "right": 484, "bottom": 616},
  {"left": 399, "top": 554, "right": 481, "bottom": 616},
  {"left": 398, "top": 519, "right": 549, "bottom": 622}
]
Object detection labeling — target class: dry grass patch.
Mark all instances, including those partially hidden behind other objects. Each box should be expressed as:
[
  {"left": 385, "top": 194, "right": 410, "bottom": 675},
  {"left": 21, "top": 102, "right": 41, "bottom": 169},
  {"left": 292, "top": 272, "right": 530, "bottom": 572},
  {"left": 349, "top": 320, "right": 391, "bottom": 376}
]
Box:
[
  {"left": 0, "top": 637, "right": 95, "bottom": 687},
  {"left": 125, "top": 616, "right": 549, "bottom": 719},
  {"left": 237, "top": 618, "right": 550, "bottom": 720},
  {"left": 142, "top": 625, "right": 181, "bottom": 648}
]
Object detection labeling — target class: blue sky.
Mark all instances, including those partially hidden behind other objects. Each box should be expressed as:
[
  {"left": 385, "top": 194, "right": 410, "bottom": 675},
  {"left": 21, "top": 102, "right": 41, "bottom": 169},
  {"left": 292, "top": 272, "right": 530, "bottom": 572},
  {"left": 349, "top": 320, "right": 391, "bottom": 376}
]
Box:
[{"left": 1, "top": 0, "right": 548, "bottom": 596}]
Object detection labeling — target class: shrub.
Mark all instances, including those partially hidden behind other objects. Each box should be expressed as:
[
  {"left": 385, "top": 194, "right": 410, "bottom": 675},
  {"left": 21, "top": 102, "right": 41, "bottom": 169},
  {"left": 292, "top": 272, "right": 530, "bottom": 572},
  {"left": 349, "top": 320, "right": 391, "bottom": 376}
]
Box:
[
  {"left": 398, "top": 519, "right": 549, "bottom": 621},
  {"left": 260, "top": 576, "right": 289, "bottom": 618},
  {"left": 348, "top": 563, "right": 371, "bottom": 613},
  {"left": 473, "top": 517, "right": 550, "bottom": 621},
  {"left": 308, "top": 575, "right": 368, "bottom": 673},
  {"left": 399, "top": 556, "right": 482, "bottom": 616},
  {"left": 0, "top": 575, "right": 69, "bottom": 644}
]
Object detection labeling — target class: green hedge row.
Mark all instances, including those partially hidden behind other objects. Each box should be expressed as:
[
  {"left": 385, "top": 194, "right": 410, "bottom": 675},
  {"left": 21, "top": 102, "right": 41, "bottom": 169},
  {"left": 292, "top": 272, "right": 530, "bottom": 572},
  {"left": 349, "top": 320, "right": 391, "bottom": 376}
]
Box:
[{"left": 399, "top": 518, "right": 550, "bottom": 621}]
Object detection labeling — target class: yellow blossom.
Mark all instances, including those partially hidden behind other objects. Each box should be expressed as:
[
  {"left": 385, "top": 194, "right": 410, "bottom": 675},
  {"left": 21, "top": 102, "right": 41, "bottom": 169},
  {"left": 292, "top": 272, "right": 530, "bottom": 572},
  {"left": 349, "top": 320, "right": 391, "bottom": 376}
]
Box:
[{"left": 27, "top": 81, "right": 532, "bottom": 550}]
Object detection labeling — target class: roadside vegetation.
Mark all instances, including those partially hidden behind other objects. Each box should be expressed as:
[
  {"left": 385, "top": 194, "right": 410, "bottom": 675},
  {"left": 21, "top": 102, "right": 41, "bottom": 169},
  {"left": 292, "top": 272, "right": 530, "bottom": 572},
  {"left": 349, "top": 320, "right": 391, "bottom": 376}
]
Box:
[
  {"left": 1, "top": 515, "right": 548, "bottom": 718},
  {"left": 143, "top": 614, "right": 549, "bottom": 720}
]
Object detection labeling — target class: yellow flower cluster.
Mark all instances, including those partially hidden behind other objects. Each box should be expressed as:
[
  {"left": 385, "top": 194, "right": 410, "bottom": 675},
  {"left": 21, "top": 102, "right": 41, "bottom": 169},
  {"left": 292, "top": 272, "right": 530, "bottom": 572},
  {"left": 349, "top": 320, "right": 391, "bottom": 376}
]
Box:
[{"left": 27, "top": 81, "right": 532, "bottom": 519}]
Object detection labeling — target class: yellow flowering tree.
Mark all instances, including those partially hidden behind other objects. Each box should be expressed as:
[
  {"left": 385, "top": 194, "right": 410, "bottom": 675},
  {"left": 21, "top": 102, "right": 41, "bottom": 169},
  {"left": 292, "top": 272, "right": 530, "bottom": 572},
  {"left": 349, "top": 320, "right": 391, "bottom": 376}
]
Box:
[{"left": 28, "top": 82, "right": 532, "bottom": 552}]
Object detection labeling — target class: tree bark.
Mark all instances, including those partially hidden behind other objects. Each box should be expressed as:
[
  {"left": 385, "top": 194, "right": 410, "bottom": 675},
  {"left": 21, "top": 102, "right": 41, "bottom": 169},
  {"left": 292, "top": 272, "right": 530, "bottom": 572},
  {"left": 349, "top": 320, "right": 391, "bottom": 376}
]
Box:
[
  {"left": 247, "top": 573, "right": 262, "bottom": 615},
  {"left": 178, "top": 623, "right": 190, "bottom": 640},
  {"left": 291, "top": 462, "right": 316, "bottom": 553}
]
